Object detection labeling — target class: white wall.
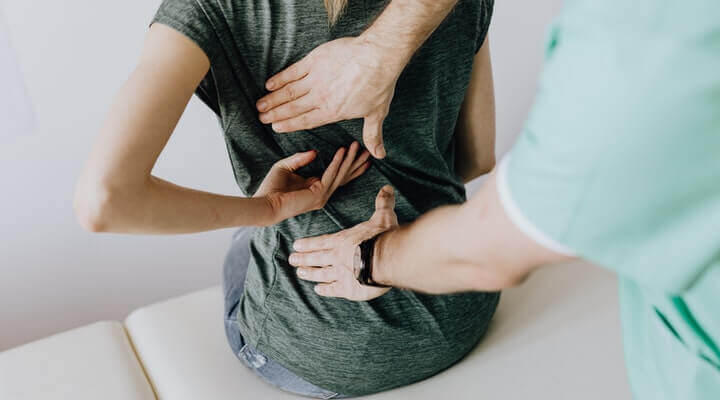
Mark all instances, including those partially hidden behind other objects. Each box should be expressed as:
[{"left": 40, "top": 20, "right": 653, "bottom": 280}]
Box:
[{"left": 0, "top": 0, "right": 563, "bottom": 351}]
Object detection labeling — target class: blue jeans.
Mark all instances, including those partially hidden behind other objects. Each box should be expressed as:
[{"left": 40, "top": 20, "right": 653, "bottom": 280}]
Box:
[{"left": 222, "top": 228, "right": 347, "bottom": 399}]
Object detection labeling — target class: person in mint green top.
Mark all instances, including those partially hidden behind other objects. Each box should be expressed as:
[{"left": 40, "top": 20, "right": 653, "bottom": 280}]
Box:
[
  {"left": 261, "top": 0, "right": 720, "bottom": 398},
  {"left": 500, "top": 2, "right": 720, "bottom": 397}
]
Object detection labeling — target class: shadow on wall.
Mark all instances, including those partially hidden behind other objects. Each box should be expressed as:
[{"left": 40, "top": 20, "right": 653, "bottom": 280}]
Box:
[{"left": 0, "top": 10, "right": 34, "bottom": 137}]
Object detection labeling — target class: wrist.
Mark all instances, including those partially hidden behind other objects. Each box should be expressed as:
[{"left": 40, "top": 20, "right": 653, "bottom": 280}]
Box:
[
  {"left": 358, "top": 0, "right": 458, "bottom": 72},
  {"left": 356, "top": 32, "right": 413, "bottom": 74},
  {"left": 371, "top": 231, "right": 394, "bottom": 286},
  {"left": 256, "top": 195, "right": 282, "bottom": 227}
]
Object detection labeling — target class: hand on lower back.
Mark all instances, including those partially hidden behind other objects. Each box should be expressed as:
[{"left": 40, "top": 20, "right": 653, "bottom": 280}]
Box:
[
  {"left": 256, "top": 37, "right": 404, "bottom": 159},
  {"left": 288, "top": 186, "right": 399, "bottom": 301},
  {"left": 256, "top": 141, "right": 370, "bottom": 224}
]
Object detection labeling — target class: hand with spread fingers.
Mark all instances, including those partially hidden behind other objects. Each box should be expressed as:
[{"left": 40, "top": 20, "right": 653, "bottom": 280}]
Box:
[
  {"left": 256, "top": 141, "right": 370, "bottom": 225},
  {"left": 256, "top": 37, "right": 402, "bottom": 159},
  {"left": 289, "top": 185, "right": 399, "bottom": 301}
]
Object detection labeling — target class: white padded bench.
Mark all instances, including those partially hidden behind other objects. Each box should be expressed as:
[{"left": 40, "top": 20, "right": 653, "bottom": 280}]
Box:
[{"left": 0, "top": 261, "right": 632, "bottom": 399}]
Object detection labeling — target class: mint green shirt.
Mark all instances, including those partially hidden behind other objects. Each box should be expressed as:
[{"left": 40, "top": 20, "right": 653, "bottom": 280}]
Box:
[{"left": 499, "top": 1, "right": 720, "bottom": 398}]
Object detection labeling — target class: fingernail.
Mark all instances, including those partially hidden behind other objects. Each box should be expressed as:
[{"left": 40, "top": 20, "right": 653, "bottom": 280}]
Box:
[
  {"left": 375, "top": 144, "right": 386, "bottom": 158},
  {"left": 293, "top": 241, "right": 303, "bottom": 251},
  {"left": 289, "top": 254, "right": 298, "bottom": 264},
  {"left": 314, "top": 286, "right": 323, "bottom": 295},
  {"left": 258, "top": 101, "right": 267, "bottom": 111},
  {"left": 297, "top": 268, "right": 306, "bottom": 277},
  {"left": 266, "top": 80, "right": 275, "bottom": 90},
  {"left": 272, "top": 123, "right": 283, "bottom": 133}
]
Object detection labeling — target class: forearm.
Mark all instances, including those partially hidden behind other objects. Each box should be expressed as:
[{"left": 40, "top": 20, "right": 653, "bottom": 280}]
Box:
[
  {"left": 74, "top": 175, "right": 274, "bottom": 234},
  {"left": 360, "top": 0, "right": 459, "bottom": 70},
  {"left": 373, "top": 173, "right": 569, "bottom": 293},
  {"left": 373, "top": 203, "right": 489, "bottom": 292}
]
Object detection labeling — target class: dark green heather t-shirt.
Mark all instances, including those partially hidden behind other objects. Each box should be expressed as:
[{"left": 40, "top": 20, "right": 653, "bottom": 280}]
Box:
[{"left": 151, "top": 0, "right": 496, "bottom": 396}]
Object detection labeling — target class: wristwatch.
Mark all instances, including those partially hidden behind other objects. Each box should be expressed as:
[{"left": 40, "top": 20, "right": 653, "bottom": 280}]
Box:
[{"left": 353, "top": 234, "right": 390, "bottom": 288}]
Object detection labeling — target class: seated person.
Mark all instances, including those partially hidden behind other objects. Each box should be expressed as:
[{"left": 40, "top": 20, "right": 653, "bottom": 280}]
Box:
[{"left": 75, "top": 0, "right": 498, "bottom": 398}]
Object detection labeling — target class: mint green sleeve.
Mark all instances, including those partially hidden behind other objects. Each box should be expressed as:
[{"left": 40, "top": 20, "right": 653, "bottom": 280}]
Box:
[{"left": 501, "top": 5, "right": 720, "bottom": 294}]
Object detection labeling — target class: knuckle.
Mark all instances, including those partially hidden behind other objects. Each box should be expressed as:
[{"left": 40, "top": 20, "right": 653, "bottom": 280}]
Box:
[{"left": 285, "top": 85, "right": 296, "bottom": 100}]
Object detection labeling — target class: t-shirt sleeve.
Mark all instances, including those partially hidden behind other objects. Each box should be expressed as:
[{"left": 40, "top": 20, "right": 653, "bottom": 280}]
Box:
[
  {"left": 498, "top": 15, "right": 720, "bottom": 295},
  {"left": 475, "top": 0, "right": 494, "bottom": 53},
  {"left": 150, "top": 0, "right": 219, "bottom": 63},
  {"left": 149, "top": 0, "right": 222, "bottom": 114}
]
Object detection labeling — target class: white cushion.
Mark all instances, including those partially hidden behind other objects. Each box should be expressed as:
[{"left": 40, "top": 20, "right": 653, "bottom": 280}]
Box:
[
  {"left": 0, "top": 321, "right": 155, "bottom": 400},
  {"left": 126, "top": 261, "right": 632, "bottom": 399}
]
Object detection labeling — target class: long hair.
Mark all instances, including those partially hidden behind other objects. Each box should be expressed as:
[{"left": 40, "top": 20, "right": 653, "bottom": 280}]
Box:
[{"left": 324, "top": 0, "right": 348, "bottom": 25}]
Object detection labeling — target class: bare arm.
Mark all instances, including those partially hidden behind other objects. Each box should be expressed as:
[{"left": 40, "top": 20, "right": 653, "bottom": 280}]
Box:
[
  {"left": 357, "top": 0, "right": 461, "bottom": 69},
  {"left": 455, "top": 37, "right": 496, "bottom": 183},
  {"left": 74, "top": 24, "right": 368, "bottom": 234},
  {"left": 289, "top": 173, "right": 574, "bottom": 299},
  {"left": 257, "top": 0, "right": 461, "bottom": 159},
  {"left": 371, "top": 172, "right": 572, "bottom": 293}
]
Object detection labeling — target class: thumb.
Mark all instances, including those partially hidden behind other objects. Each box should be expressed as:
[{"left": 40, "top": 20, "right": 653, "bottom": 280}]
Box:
[
  {"left": 276, "top": 150, "right": 317, "bottom": 172},
  {"left": 371, "top": 185, "right": 398, "bottom": 228},
  {"left": 362, "top": 112, "right": 386, "bottom": 159},
  {"left": 374, "top": 185, "right": 395, "bottom": 211}
]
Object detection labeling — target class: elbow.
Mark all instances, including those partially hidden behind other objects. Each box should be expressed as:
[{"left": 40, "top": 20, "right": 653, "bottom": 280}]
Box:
[
  {"left": 73, "top": 180, "right": 115, "bottom": 233},
  {"left": 460, "top": 154, "right": 497, "bottom": 183},
  {"left": 479, "top": 154, "right": 497, "bottom": 175}
]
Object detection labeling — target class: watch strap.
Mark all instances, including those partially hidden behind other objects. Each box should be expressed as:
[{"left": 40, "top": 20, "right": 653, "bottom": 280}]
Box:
[{"left": 357, "top": 234, "right": 389, "bottom": 288}]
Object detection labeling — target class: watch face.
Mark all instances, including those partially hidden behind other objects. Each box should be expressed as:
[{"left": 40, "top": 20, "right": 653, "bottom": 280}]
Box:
[{"left": 352, "top": 245, "right": 363, "bottom": 279}]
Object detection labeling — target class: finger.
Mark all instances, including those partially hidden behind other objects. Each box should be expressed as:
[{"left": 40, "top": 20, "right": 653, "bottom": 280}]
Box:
[
  {"left": 271, "top": 109, "right": 335, "bottom": 133},
  {"left": 314, "top": 283, "right": 343, "bottom": 298},
  {"left": 265, "top": 58, "right": 311, "bottom": 92},
  {"left": 259, "top": 94, "right": 315, "bottom": 124},
  {"left": 288, "top": 250, "right": 336, "bottom": 267},
  {"left": 329, "top": 142, "right": 360, "bottom": 192},
  {"left": 257, "top": 81, "right": 311, "bottom": 114},
  {"left": 296, "top": 266, "right": 340, "bottom": 283},
  {"left": 362, "top": 112, "right": 386, "bottom": 159},
  {"left": 319, "top": 147, "right": 345, "bottom": 188},
  {"left": 343, "top": 149, "right": 371, "bottom": 183},
  {"left": 374, "top": 185, "right": 395, "bottom": 211},
  {"left": 343, "top": 161, "right": 370, "bottom": 184},
  {"left": 275, "top": 150, "right": 317, "bottom": 172},
  {"left": 349, "top": 150, "right": 371, "bottom": 173},
  {"left": 293, "top": 233, "right": 341, "bottom": 252}
]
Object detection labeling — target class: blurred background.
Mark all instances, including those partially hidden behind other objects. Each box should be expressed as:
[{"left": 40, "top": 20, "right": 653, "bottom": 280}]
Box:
[{"left": 0, "top": 0, "right": 564, "bottom": 350}]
